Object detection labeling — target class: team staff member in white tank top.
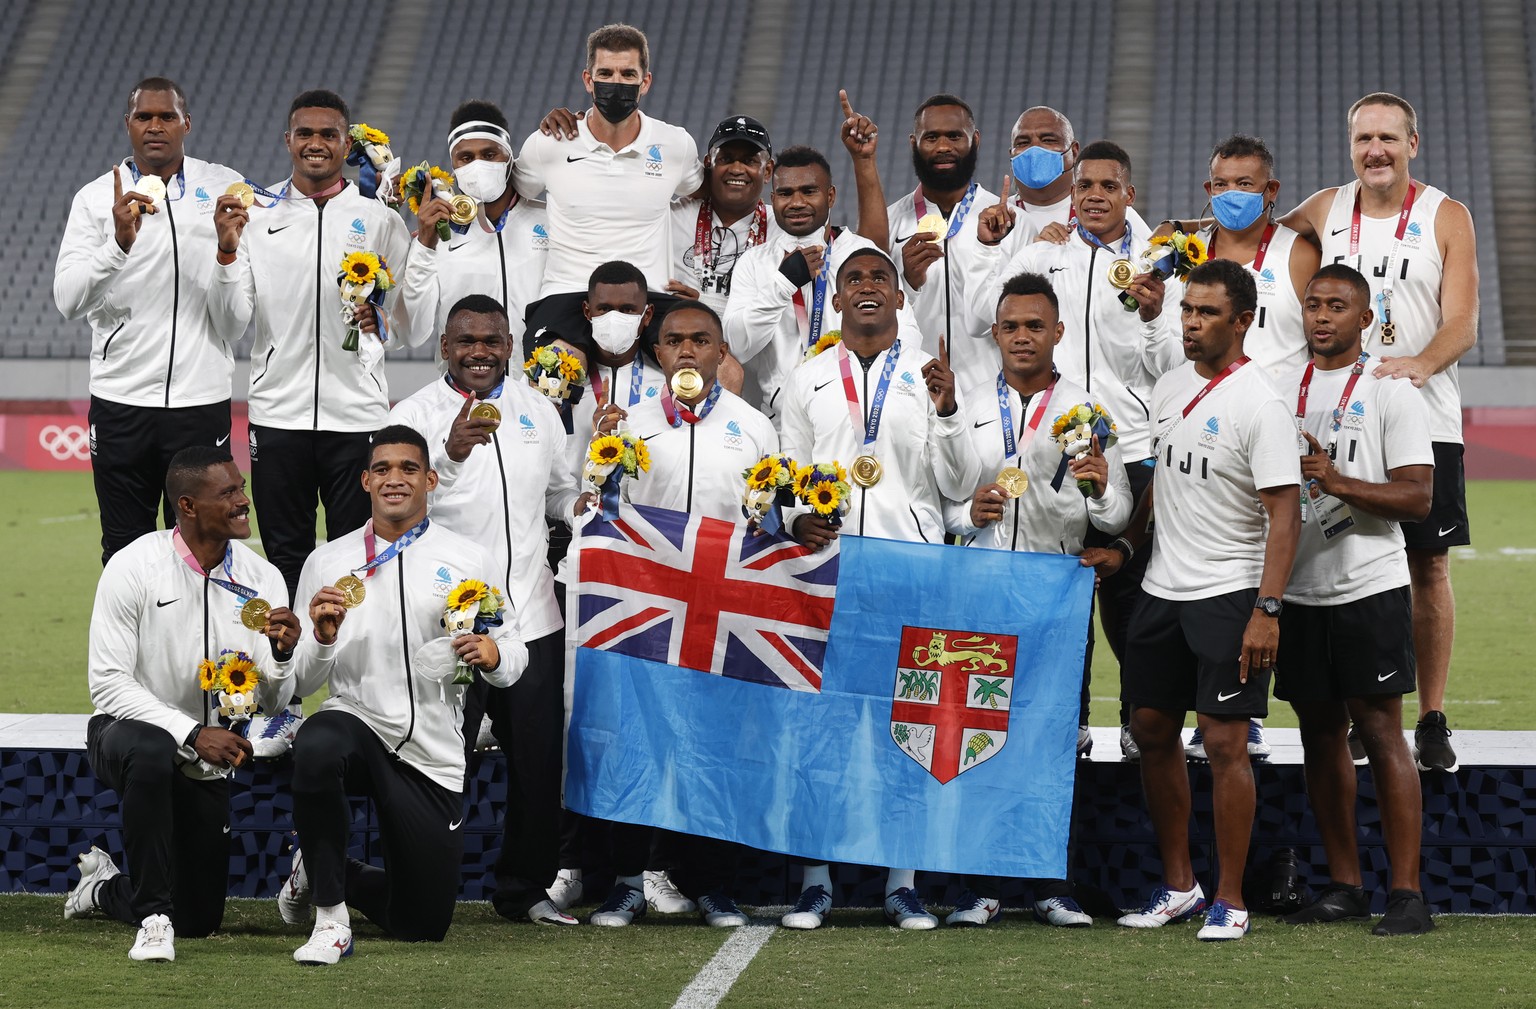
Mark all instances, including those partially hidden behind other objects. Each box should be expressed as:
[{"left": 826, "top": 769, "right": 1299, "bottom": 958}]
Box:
[{"left": 1281, "top": 92, "right": 1479, "bottom": 773}]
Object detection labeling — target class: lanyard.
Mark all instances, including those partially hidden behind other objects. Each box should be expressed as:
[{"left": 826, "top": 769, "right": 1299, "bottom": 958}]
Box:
[
  {"left": 1077, "top": 222, "right": 1132, "bottom": 259},
  {"left": 1296, "top": 352, "right": 1369, "bottom": 455},
  {"left": 355, "top": 517, "right": 431, "bottom": 580},
  {"left": 444, "top": 373, "right": 505, "bottom": 402},
  {"left": 589, "top": 358, "right": 645, "bottom": 408},
  {"left": 836, "top": 339, "right": 902, "bottom": 449},
  {"left": 661, "top": 380, "right": 722, "bottom": 427},
  {"left": 997, "top": 372, "right": 1057, "bottom": 461},
  {"left": 1208, "top": 221, "right": 1277, "bottom": 274},
  {"left": 1350, "top": 181, "right": 1418, "bottom": 335},
  {"left": 240, "top": 176, "right": 348, "bottom": 208},
  {"left": 806, "top": 226, "right": 836, "bottom": 347},
  {"left": 1181, "top": 356, "right": 1249, "bottom": 419},
  {"left": 913, "top": 181, "right": 980, "bottom": 240},
  {"left": 172, "top": 529, "right": 259, "bottom": 601},
  {"left": 695, "top": 200, "right": 767, "bottom": 279}
]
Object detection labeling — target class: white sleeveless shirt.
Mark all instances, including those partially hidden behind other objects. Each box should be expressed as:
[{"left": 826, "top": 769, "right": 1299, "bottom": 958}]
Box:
[
  {"left": 1200, "top": 222, "right": 1306, "bottom": 380},
  {"left": 1320, "top": 181, "right": 1459, "bottom": 442}
]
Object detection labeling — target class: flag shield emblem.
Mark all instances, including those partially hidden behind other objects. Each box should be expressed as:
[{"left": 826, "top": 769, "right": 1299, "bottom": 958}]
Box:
[{"left": 891, "top": 627, "right": 1018, "bottom": 783}]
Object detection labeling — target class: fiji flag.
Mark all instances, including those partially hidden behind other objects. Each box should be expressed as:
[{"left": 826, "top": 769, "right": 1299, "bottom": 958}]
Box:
[{"left": 564, "top": 502, "right": 1094, "bottom": 878}]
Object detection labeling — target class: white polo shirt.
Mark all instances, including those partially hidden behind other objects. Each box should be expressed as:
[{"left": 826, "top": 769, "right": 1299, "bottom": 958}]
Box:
[{"left": 514, "top": 113, "right": 703, "bottom": 298}]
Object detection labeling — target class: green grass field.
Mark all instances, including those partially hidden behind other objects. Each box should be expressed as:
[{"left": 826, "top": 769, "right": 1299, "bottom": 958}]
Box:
[
  {"left": 4, "top": 471, "right": 1533, "bottom": 727},
  {"left": 2, "top": 895, "right": 1533, "bottom": 1009}
]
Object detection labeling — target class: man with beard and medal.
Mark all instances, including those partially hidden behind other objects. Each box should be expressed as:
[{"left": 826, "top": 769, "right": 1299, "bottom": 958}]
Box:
[
  {"left": 885, "top": 94, "right": 1000, "bottom": 395},
  {"left": 1280, "top": 93, "right": 1479, "bottom": 774},
  {"left": 777, "top": 247, "right": 974, "bottom": 932},
  {"left": 512, "top": 23, "right": 703, "bottom": 352},
  {"left": 583, "top": 301, "right": 775, "bottom": 931},
  {"left": 401, "top": 100, "right": 548, "bottom": 355},
  {"left": 279, "top": 426, "right": 528, "bottom": 964},
  {"left": 387, "top": 295, "right": 583, "bottom": 928},
  {"left": 67, "top": 446, "right": 298, "bottom": 963}
]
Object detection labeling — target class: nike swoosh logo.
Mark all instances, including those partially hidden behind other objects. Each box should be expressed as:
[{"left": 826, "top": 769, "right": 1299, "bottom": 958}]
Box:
[
  {"left": 813, "top": 380, "right": 837, "bottom": 392},
  {"left": 222, "top": 824, "right": 231, "bottom": 834},
  {"left": 1156, "top": 416, "right": 1175, "bottom": 425},
  {"left": 1215, "top": 689, "right": 1243, "bottom": 702},
  {"left": 447, "top": 242, "right": 469, "bottom": 252},
  {"left": 893, "top": 233, "right": 915, "bottom": 244},
  {"left": 215, "top": 434, "right": 230, "bottom": 447},
  {"left": 1048, "top": 266, "right": 1069, "bottom": 273},
  {"left": 1378, "top": 669, "right": 1397, "bottom": 682},
  {"left": 267, "top": 225, "right": 291, "bottom": 235},
  {"left": 448, "top": 817, "right": 464, "bottom": 831},
  {"left": 1330, "top": 226, "right": 1349, "bottom": 236},
  {"left": 156, "top": 598, "right": 178, "bottom": 607},
  {"left": 1438, "top": 525, "right": 1458, "bottom": 536},
  {"left": 636, "top": 432, "right": 662, "bottom": 443},
  {"left": 973, "top": 418, "right": 997, "bottom": 429},
  {"left": 565, "top": 155, "right": 588, "bottom": 163}
]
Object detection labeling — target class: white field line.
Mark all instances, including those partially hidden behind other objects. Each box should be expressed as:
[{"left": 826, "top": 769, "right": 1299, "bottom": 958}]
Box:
[
  {"left": 39, "top": 512, "right": 97, "bottom": 524},
  {"left": 672, "top": 922, "right": 777, "bottom": 1009}
]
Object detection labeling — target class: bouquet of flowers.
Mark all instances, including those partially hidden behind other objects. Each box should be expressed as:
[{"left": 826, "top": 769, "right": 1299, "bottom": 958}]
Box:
[
  {"left": 793, "top": 461, "right": 853, "bottom": 527},
  {"left": 524, "top": 344, "right": 586, "bottom": 403},
  {"left": 742, "top": 453, "right": 799, "bottom": 534},
  {"left": 1121, "top": 230, "right": 1207, "bottom": 311},
  {"left": 442, "top": 580, "right": 507, "bottom": 685},
  {"left": 346, "top": 123, "right": 400, "bottom": 205},
  {"left": 401, "top": 162, "right": 459, "bottom": 242},
  {"left": 585, "top": 429, "right": 651, "bottom": 513},
  {"left": 804, "top": 328, "right": 842, "bottom": 362},
  {"left": 1050, "top": 402, "right": 1118, "bottom": 496},
  {"left": 338, "top": 252, "right": 396, "bottom": 352},
  {"left": 196, "top": 649, "right": 261, "bottom": 722}
]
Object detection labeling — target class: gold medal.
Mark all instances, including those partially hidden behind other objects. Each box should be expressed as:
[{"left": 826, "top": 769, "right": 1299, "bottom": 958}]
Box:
[
  {"left": 1379, "top": 321, "right": 1396, "bottom": 346},
  {"left": 335, "top": 574, "right": 366, "bottom": 608},
  {"left": 225, "top": 181, "right": 255, "bottom": 208},
  {"left": 470, "top": 402, "right": 501, "bottom": 429},
  {"left": 671, "top": 367, "right": 704, "bottom": 399},
  {"left": 449, "top": 193, "right": 478, "bottom": 226},
  {"left": 916, "top": 213, "right": 946, "bottom": 240},
  {"left": 136, "top": 174, "right": 167, "bottom": 205},
  {"left": 850, "top": 454, "right": 883, "bottom": 488},
  {"left": 1107, "top": 258, "right": 1135, "bottom": 289},
  {"left": 240, "top": 597, "right": 271, "bottom": 631},
  {"left": 996, "top": 466, "right": 1029, "bottom": 498}
]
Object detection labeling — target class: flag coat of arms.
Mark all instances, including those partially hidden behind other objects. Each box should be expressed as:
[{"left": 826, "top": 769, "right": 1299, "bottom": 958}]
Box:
[{"left": 564, "top": 502, "right": 1094, "bottom": 879}]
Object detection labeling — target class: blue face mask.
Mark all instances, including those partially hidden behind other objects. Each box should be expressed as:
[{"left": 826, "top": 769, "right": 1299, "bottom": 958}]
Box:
[
  {"left": 1011, "top": 146, "right": 1067, "bottom": 190},
  {"left": 1210, "top": 189, "right": 1267, "bottom": 231}
]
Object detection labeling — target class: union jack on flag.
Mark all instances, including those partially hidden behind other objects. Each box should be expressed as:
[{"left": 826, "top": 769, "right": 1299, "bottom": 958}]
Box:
[{"left": 573, "top": 503, "right": 837, "bottom": 691}]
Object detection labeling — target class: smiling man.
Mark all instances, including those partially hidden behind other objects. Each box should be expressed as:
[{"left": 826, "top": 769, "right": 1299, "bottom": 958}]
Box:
[
  {"left": 55, "top": 77, "right": 246, "bottom": 566},
  {"left": 67, "top": 446, "right": 299, "bottom": 963},
  {"left": 388, "top": 295, "right": 582, "bottom": 928},
  {"left": 279, "top": 426, "right": 529, "bottom": 964},
  {"left": 1281, "top": 92, "right": 1479, "bottom": 773}
]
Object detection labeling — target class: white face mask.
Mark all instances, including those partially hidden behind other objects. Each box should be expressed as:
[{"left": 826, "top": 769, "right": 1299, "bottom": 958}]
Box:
[
  {"left": 589, "top": 310, "right": 645, "bottom": 355},
  {"left": 453, "top": 158, "right": 510, "bottom": 203}
]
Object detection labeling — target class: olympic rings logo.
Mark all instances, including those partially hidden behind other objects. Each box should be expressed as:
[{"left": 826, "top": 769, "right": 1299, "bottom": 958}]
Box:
[{"left": 39, "top": 424, "right": 91, "bottom": 461}]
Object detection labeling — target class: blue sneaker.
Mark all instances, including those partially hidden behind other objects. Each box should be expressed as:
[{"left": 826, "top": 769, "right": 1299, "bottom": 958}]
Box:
[
  {"left": 1247, "top": 719, "right": 1271, "bottom": 761},
  {"left": 1185, "top": 727, "right": 1207, "bottom": 761},
  {"left": 590, "top": 883, "right": 646, "bottom": 927},
  {"left": 249, "top": 705, "right": 302, "bottom": 759},
  {"left": 781, "top": 884, "right": 832, "bottom": 929},
  {"left": 1197, "top": 899, "right": 1251, "bottom": 941},
  {"left": 884, "top": 887, "right": 937, "bottom": 930}
]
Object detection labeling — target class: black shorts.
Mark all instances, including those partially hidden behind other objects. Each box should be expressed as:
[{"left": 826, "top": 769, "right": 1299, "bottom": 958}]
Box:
[
  {"left": 1401, "top": 442, "right": 1469, "bottom": 550},
  {"left": 1274, "top": 586, "right": 1417, "bottom": 702},
  {"left": 1122, "top": 588, "right": 1270, "bottom": 717}
]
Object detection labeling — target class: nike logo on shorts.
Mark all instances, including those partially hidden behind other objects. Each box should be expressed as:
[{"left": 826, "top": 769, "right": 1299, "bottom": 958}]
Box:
[
  {"left": 222, "top": 824, "right": 231, "bottom": 834},
  {"left": 1378, "top": 669, "right": 1397, "bottom": 682},
  {"left": 1438, "top": 524, "right": 1458, "bottom": 537},
  {"left": 448, "top": 817, "right": 464, "bottom": 831},
  {"left": 216, "top": 434, "right": 230, "bottom": 447},
  {"left": 1216, "top": 689, "right": 1243, "bottom": 702}
]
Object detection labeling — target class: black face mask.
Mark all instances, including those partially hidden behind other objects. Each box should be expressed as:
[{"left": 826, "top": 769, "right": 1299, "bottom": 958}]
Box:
[{"left": 592, "top": 81, "right": 641, "bottom": 124}]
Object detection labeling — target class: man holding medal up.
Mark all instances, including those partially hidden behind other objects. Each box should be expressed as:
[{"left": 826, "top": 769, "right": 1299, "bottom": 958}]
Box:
[
  {"left": 1280, "top": 92, "right": 1479, "bottom": 773},
  {"left": 68, "top": 446, "right": 298, "bottom": 962},
  {"left": 277, "top": 426, "right": 527, "bottom": 964},
  {"left": 778, "top": 247, "right": 973, "bottom": 930}
]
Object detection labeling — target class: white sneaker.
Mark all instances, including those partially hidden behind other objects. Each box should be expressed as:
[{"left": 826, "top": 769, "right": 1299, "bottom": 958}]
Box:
[
  {"left": 1120, "top": 725, "right": 1140, "bottom": 761},
  {"left": 945, "top": 891, "right": 1000, "bottom": 927},
  {"left": 128, "top": 913, "right": 175, "bottom": 962},
  {"left": 527, "top": 898, "right": 579, "bottom": 925},
  {"left": 883, "top": 887, "right": 938, "bottom": 930},
  {"left": 277, "top": 843, "right": 311, "bottom": 925},
  {"left": 644, "top": 869, "right": 696, "bottom": 913},
  {"left": 1196, "top": 899, "right": 1251, "bottom": 941},
  {"left": 64, "top": 846, "right": 120, "bottom": 919},
  {"left": 1034, "top": 895, "right": 1092, "bottom": 927},
  {"left": 781, "top": 884, "right": 832, "bottom": 929},
  {"left": 1247, "top": 719, "right": 1272, "bottom": 761},
  {"left": 698, "top": 892, "right": 749, "bottom": 927},
  {"left": 1117, "top": 883, "right": 1207, "bottom": 928},
  {"left": 590, "top": 883, "right": 647, "bottom": 927},
  {"left": 546, "top": 870, "right": 583, "bottom": 910},
  {"left": 1185, "top": 727, "right": 1208, "bottom": 762},
  {"left": 294, "top": 920, "right": 353, "bottom": 964},
  {"left": 249, "top": 705, "right": 302, "bottom": 759}
]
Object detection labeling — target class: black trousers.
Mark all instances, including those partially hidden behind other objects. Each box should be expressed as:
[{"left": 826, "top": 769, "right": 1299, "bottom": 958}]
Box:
[
  {"left": 463, "top": 631, "right": 567, "bottom": 919},
  {"left": 1083, "top": 459, "right": 1156, "bottom": 725},
  {"left": 290, "top": 709, "right": 462, "bottom": 942},
  {"left": 248, "top": 426, "right": 371, "bottom": 602},
  {"left": 85, "top": 715, "right": 230, "bottom": 936},
  {"left": 88, "top": 397, "right": 231, "bottom": 565}
]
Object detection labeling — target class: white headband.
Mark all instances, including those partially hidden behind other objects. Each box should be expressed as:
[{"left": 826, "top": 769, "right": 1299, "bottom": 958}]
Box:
[{"left": 448, "top": 120, "right": 513, "bottom": 158}]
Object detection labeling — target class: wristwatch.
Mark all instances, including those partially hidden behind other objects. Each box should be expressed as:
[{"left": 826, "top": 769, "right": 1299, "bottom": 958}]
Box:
[{"left": 1254, "top": 596, "right": 1283, "bottom": 618}]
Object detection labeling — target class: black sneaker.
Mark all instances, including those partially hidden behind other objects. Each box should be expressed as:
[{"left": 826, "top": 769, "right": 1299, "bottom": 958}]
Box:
[
  {"left": 1281, "top": 883, "right": 1370, "bottom": 924},
  {"left": 1372, "top": 889, "right": 1435, "bottom": 935},
  {"left": 1347, "top": 725, "right": 1368, "bottom": 765},
  {"left": 1414, "top": 711, "right": 1458, "bottom": 772}
]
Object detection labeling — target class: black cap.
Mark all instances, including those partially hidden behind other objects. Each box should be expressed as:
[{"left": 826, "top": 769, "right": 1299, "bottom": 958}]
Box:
[{"left": 708, "top": 116, "right": 772, "bottom": 158}]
